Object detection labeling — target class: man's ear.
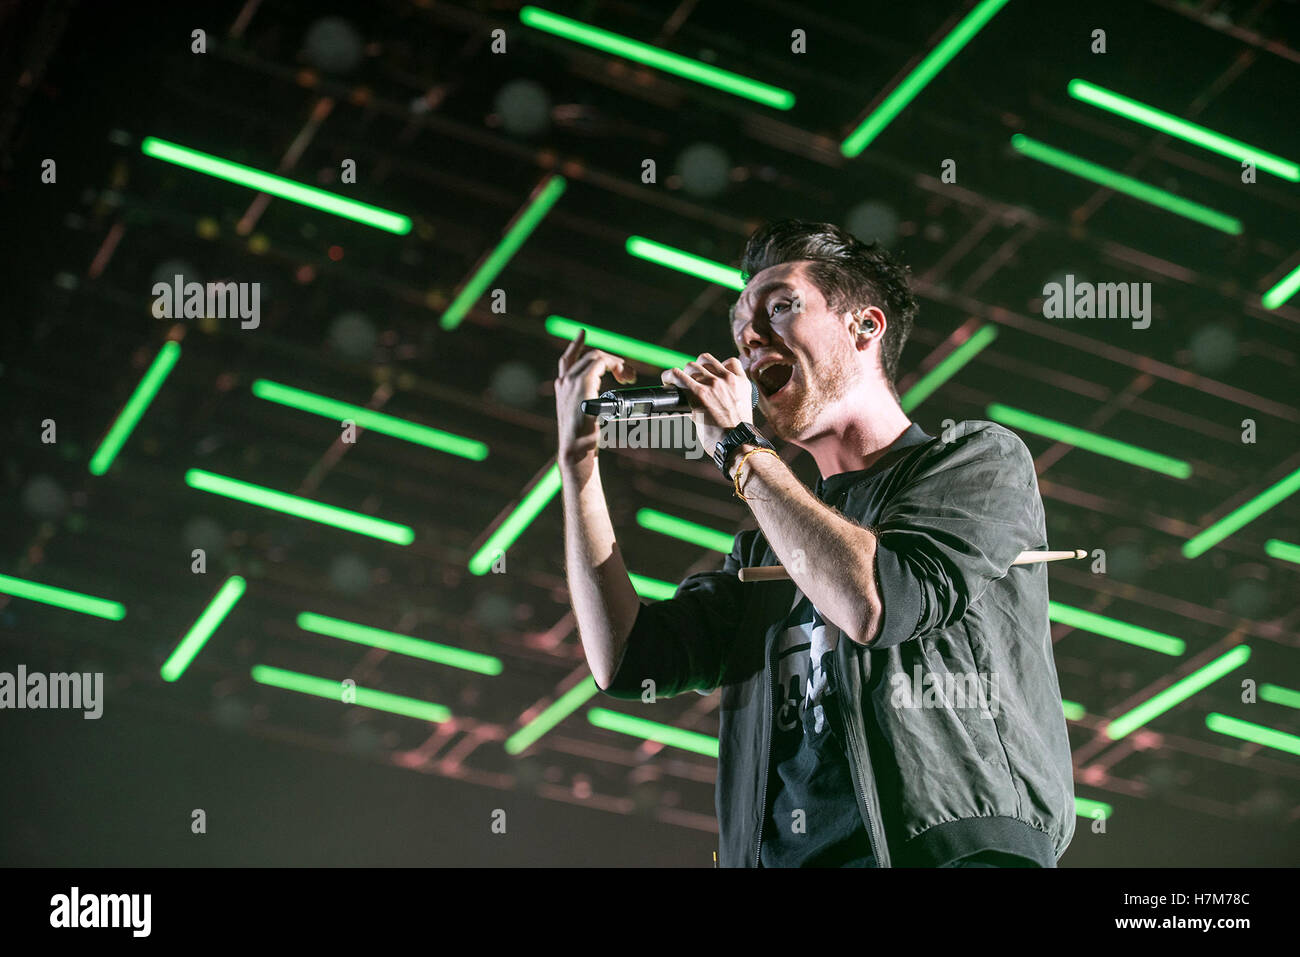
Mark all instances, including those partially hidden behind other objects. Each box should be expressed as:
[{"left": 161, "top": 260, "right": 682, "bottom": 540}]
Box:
[{"left": 851, "top": 307, "right": 886, "bottom": 351}]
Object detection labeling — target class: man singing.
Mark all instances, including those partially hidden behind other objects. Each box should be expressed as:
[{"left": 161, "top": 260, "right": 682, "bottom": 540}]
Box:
[{"left": 554, "top": 220, "right": 1075, "bottom": 867}]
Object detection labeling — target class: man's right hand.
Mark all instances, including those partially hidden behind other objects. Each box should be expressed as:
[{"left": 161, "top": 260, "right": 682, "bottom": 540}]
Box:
[{"left": 554, "top": 329, "right": 637, "bottom": 472}]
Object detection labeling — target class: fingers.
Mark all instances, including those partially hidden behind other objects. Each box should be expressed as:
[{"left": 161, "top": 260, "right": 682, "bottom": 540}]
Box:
[
  {"left": 557, "top": 330, "right": 638, "bottom": 384},
  {"left": 563, "top": 347, "right": 635, "bottom": 388},
  {"left": 662, "top": 353, "right": 736, "bottom": 387},
  {"left": 557, "top": 328, "right": 585, "bottom": 375},
  {"left": 612, "top": 357, "right": 637, "bottom": 384},
  {"left": 695, "top": 353, "right": 730, "bottom": 377},
  {"left": 660, "top": 366, "right": 698, "bottom": 396}
]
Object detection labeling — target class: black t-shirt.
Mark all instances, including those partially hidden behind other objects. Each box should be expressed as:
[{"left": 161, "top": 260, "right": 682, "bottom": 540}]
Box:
[
  {"left": 756, "top": 426, "right": 941, "bottom": 868},
  {"left": 758, "top": 592, "right": 876, "bottom": 868}
]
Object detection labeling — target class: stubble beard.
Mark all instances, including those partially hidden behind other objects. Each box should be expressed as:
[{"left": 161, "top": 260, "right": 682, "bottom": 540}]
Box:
[{"left": 767, "top": 346, "right": 860, "bottom": 442}]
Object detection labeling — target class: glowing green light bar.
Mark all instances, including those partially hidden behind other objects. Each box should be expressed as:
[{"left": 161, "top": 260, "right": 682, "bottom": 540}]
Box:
[
  {"left": 1260, "top": 683, "right": 1300, "bottom": 710},
  {"left": 629, "top": 572, "right": 676, "bottom": 601},
  {"left": 901, "top": 324, "right": 998, "bottom": 412},
  {"left": 297, "top": 612, "right": 502, "bottom": 675},
  {"left": 441, "top": 175, "right": 566, "bottom": 330},
  {"left": 0, "top": 573, "right": 125, "bottom": 620},
  {"left": 987, "top": 403, "right": 1192, "bottom": 478},
  {"left": 1062, "top": 699, "right": 1085, "bottom": 721},
  {"left": 141, "top": 137, "right": 411, "bottom": 234},
  {"left": 1104, "top": 645, "right": 1251, "bottom": 740},
  {"left": 1075, "top": 797, "right": 1112, "bottom": 820},
  {"left": 90, "top": 340, "right": 181, "bottom": 476},
  {"left": 185, "top": 469, "right": 414, "bottom": 545},
  {"left": 587, "top": 707, "right": 719, "bottom": 757},
  {"left": 1206, "top": 712, "right": 1300, "bottom": 757},
  {"left": 251, "top": 664, "right": 451, "bottom": 722},
  {"left": 251, "top": 379, "right": 487, "bottom": 460},
  {"left": 545, "top": 316, "right": 695, "bottom": 369},
  {"left": 625, "top": 236, "right": 746, "bottom": 290},
  {"left": 468, "top": 463, "right": 562, "bottom": 575},
  {"left": 1010, "top": 134, "right": 1243, "bottom": 235},
  {"left": 519, "top": 6, "right": 794, "bottom": 110},
  {"left": 636, "top": 508, "right": 735, "bottom": 554},
  {"left": 161, "top": 576, "right": 245, "bottom": 681},
  {"left": 1265, "top": 539, "right": 1300, "bottom": 564},
  {"left": 1049, "top": 602, "right": 1185, "bottom": 656},
  {"left": 1261, "top": 262, "right": 1300, "bottom": 310},
  {"left": 1068, "top": 80, "right": 1300, "bottom": 182},
  {"left": 1182, "top": 467, "right": 1300, "bottom": 558},
  {"left": 841, "top": 0, "right": 1011, "bottom": 156},
  {"left": 505, "top": 677, "right": 600, "bottom": 755}
]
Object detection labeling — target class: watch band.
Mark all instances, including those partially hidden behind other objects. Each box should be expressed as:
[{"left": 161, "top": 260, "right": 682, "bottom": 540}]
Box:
[{"left": 713, "top": 422, "right": 774, "bottom": 476}]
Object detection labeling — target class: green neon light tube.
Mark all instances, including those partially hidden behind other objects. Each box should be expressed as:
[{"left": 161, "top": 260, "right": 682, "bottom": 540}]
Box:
[
  {"left": 1104, "top": 645, "right": 1251, "bottom": 740},
  {"left": 625, "top": 236, "right": 746, "bottom": 290},
  {"left": 469, "top": 463, "right": 562, "bottom": 574},
  {"left": 251, "top": 379, "right": 487, "bottom": 460},
  {"left": 1049, "top": 602, "right": 1185, "bottom": 656},
  {"left": 986, "top": 403, "right": 1192, "bottom": 478},
  {"left": 1075, "top": 797, "right": 1112, "bottom": 820},
  {"left": 297, "top": 612, "right": 503, "bottom": 675},
  {"left": 1068, "top": 80, "right": 1300, "bottom": 182},
  {"left": 441, "top": 175, "right": 566, "bottom": 330},
  {"left": 1182, "top": 467, "right": 1300, "bottom": 558},
  {"left": 251, "top": 664, "right": 451, "bottom": 722},
  {"left": 90, "top": 340, "right": 181, "bottom": 476},
  {"left": 505, "top": 677, "right": 600, "bottom": 754},
  {"left": 0, "top": 573, "right": 125, "bottom": 620},
  {"left": 901, "top": 324, "right": 998, "bottom": 412},
  {"left": 1265, "top": 539, "right": 1300, "bottom": 564},
  {"left": 1261, "top": 262, "right": 1300, "bottom": 310},
  {"left": 1009, "top": 134, "right": 1243, "bottom": 235},
  {"left": 141, "top": 137, "right": 411, "bottom": 234},
  {"left": 1062, "top": 699, "right": 1085, "bottom": 721},
  {"left": 636, "top": 508, "right": 735, "bottom": 553},
  {"left": 185, "top": 469, "right": 414, "bottom": 545},
  {"left": 519, "top": 6, "right": 794, "bottom": 110},
  {"left": 1206, "top": 712, "right": 1300, "bottom": 757},
  {"left": 161, "top": 576, "right": 245, "bottom": 681},
  {"left": 587, "top": 707, "right": 719, "bottom": 757},
  {"left": 841, "top": 0, "right": 1011, "bottom": 156},
  {"left": 545, "top": 316, "right": 695, "bottom": 369},
  {"left": 628, "top": 572, "right": 676, "bottom": 601},
  {"left": 1260, "top": 683, "right": 1300, "bottom": 710}
]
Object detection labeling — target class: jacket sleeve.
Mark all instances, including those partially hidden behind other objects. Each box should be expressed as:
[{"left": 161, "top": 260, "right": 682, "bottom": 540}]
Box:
[
  {"left": 869, "top": 422, "right": 1044, "bottom": 650},
  {"left": 595, "top": 532, "right": 748, "bottom": 699}
]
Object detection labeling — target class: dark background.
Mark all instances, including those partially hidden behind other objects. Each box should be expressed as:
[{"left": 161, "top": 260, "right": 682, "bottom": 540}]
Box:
[{"left": 2, "top": 0, "right": 1297, "bottom": 866}]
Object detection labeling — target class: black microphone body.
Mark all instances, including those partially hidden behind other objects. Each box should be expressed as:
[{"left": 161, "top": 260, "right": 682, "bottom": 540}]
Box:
[{"left": 581, "top": 382, "right": 759, "bottom": 417}]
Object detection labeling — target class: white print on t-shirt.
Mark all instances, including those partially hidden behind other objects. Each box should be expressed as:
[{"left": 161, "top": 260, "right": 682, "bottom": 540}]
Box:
[{"left": 773, "top": 591, "right": 841, "bottom": 735}]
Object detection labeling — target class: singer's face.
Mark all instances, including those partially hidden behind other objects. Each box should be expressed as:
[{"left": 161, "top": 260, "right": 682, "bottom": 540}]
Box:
[{"left": 730, "top": 261, "right": 864, "bottom": 442}]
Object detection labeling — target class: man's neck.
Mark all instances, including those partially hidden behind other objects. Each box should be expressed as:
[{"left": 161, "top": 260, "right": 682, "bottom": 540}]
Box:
[{"left": 793, "top": 392, "right": 913, "bottom": 479}]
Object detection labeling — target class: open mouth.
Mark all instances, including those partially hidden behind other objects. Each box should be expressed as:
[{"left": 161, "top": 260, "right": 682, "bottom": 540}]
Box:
[{"left": 753, "top": 361, "right": 794, "bottom": 398}]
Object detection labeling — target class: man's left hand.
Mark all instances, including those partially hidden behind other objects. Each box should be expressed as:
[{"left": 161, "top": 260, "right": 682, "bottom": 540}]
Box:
[{"left": 661, "top": 354, "right": 753, "bottom": 459}]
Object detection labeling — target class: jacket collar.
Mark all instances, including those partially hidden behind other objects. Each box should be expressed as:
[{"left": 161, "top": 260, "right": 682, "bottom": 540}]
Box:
[{"left": 813, "top": 421, "right": 933, "bottom": 501}]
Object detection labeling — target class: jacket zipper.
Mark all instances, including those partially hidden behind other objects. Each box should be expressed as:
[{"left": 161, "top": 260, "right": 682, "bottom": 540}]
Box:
[
  {"left": 751, "top": 638, "right": 772, "bottom": 867},
  {"left": 832, "top": 488, "right": 888, "bottom": 866},
  {"left": 835, "top": 659, "right": 885, "bottom": 866}
]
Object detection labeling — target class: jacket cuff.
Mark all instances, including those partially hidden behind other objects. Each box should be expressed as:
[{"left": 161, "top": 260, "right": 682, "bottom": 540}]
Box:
[
  {"left": 870, "top": 544, "right": 923, "bottom": 649},
  {"left": 596, "top": 603, "right": 655, "bottom": 700}
]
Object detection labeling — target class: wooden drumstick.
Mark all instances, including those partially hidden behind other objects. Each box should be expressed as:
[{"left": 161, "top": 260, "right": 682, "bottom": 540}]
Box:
[{"left": 738, "top": 548, "right": 1087, "bottom": 582}]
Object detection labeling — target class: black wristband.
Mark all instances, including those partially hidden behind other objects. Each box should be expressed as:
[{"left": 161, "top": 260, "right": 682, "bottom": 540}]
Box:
[{"left": 713, "top": 423, "right": 774, "bottom": 476}]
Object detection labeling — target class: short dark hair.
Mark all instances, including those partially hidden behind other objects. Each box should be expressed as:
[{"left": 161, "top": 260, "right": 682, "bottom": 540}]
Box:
[{"left": 737, "top": 220, "right": 918, "bottom": 397}]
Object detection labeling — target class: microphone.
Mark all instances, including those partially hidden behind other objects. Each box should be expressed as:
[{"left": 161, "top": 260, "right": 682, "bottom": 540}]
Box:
[{"left": 581, "top": 381, "right": 760, "bottom": 417}]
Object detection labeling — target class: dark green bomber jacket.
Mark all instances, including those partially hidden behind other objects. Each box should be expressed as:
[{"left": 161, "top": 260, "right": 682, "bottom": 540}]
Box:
[{"left": 596, "top": 420, "right": 1077, "bottom": 867}]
